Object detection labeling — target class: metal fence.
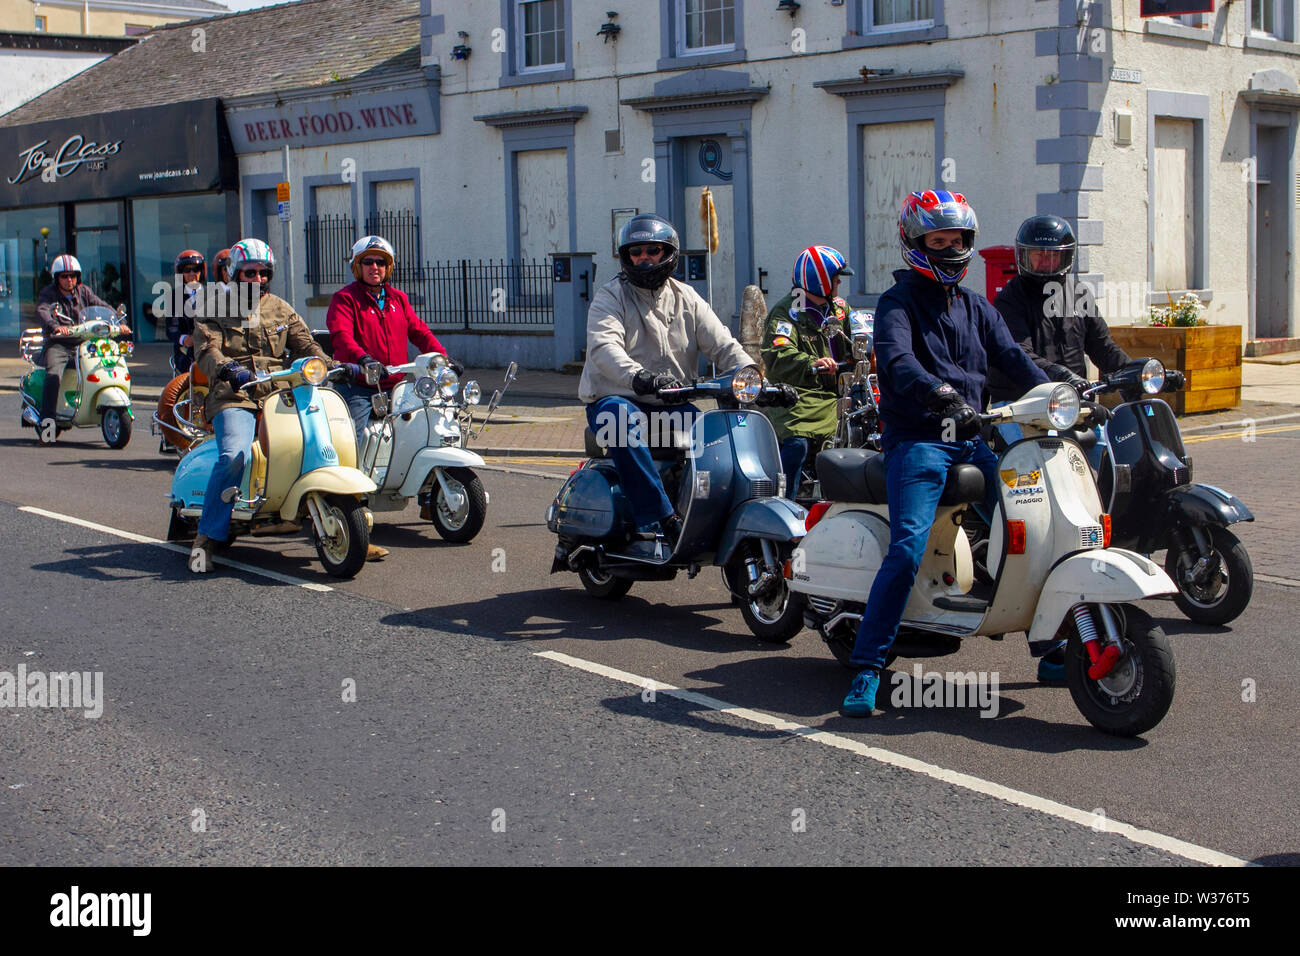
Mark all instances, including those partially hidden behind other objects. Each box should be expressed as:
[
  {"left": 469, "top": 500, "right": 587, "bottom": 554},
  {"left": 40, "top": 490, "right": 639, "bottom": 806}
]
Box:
[
  {"left": 303, "top": 213, "right": 354, "bottom": 286},
  {"left": 363, "top": 210, "right": 421, "bottom": 283},
  {"left": 402, "top": 259, "right": 555, "bottom": 330}
]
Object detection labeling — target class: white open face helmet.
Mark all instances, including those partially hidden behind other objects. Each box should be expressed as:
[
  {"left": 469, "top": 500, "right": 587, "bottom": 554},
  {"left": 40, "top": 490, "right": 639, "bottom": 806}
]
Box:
[{"left": 351, "top": 235, "right": 395, "bottom": 281}]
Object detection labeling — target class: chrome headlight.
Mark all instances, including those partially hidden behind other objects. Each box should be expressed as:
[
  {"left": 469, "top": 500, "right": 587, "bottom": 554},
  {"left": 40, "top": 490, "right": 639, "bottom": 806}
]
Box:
[
  {"left": 732, "top": 365, "right": 762, "bottom": 404},
  {"left": 437, "top": 368, "right": 460, "bottom": 400},
  {"left": 1047, "top": 383, "right": 1081, "bottom": 430},
  {"left": 1141, "top": 358, "right": 1166, "bottom": 395},
  {"left": 414, "top": 376, "right": 437, "bottom": 400},
  {"left": 302, "top": 357, "right": 328, "bottom": 385},
  {"left": 463, "top": 380, "right": 482, "bottom": 405}
]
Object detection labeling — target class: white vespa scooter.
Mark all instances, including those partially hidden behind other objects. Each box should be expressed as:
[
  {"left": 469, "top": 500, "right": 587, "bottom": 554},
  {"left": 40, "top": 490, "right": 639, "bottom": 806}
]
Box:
[
  {"left": 357, "top": 354, "right": 516, "bottom": 542},
  {"left": 790, "top": 382, "right": 1179, "bottom": 737}
]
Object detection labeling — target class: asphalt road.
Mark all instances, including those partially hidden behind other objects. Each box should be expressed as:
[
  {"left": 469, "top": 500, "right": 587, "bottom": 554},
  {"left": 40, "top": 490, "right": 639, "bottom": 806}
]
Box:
[{"left": 0, "top": 414, "right": 1297, "bottom": 865}]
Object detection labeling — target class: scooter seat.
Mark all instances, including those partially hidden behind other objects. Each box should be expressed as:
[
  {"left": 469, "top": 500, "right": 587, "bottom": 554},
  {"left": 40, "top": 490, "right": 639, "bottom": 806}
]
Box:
[
  {"left": 584, "top": 426, "right": 688, "bottom": 461},
  {"left": 816, "top": 448, "right": 985, "bottom": 506}
]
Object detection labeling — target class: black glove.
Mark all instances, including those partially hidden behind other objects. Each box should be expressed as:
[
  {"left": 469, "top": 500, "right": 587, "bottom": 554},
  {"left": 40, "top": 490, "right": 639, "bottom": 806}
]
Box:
[
  {"left": 340, "top": 363, "right": 364, "bottom": 383},
  {"left": 358, "top": 354, "right": 385, "bottom": 385},
  {"left": 1081, "top": 400, "right": 1112, "bottom": 425},
  {"left": 448, "top": 359, "right": 465, "bottom": 376},
  {"left": 1046, "top": 363, "right": 1090, "bottom": 394},
  {"left": 632, "top": 368, "right": 682, "bottom": 396},
  {"left": 925, "top": 383, "right": 980, "bottom": 440},
  {"left": 761, "top": 384, "right": 798, "bottom": 408},
  {"left": 220, "top": 361, "right": 252, "bottom": 390},
  {"left": 1162, "top": 369, "right": 1185, "bottom": 393}
]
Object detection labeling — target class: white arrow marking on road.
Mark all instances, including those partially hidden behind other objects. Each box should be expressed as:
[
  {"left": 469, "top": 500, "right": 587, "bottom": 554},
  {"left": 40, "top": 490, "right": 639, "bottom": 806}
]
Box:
[
  {"left": 535, "top": 649, "right": 1249, "bottom": 868},
  {"left": 18, "top": 506, "right": 333, "bottom": 592}
]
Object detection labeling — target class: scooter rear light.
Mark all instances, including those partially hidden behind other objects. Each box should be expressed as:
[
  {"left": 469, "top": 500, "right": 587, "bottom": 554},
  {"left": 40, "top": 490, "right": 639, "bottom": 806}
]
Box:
[
  {"left": 806, "top": 501, "right": 832, "bottom": 531},
  {"left": 1101, "top": 513, "right": 1111, "bottom": 548},
  {"left": 1007, "top": 520, "right": 1026, "bottom": 555},
  {"left": 570, "top": 459, "right": 588, "bottom": 476}
]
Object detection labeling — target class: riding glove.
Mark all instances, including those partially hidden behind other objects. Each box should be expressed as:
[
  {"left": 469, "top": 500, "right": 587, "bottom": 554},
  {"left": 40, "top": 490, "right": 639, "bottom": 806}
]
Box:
[{"left": 925, "top": 383, "right": 981, "bottom": 440}]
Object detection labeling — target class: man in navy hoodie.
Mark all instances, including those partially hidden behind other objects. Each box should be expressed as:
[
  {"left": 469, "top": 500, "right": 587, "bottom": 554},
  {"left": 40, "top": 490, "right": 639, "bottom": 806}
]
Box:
[{"left": 841, "top": 191, "right": 1049, "bottom": 717}]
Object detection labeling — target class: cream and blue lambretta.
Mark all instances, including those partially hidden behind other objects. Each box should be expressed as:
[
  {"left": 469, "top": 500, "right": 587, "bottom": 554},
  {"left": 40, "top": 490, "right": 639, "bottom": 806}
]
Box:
[
  {"left": 792, "top": 381, "right": 1181, "bottom": 737},
  {"left": 166, "top": 356, "right": 377, "bottom": 578},
  {"left": 19, "top": 305, "right": 134, "bottom": 448},
  {"left": 357, "top": 353, "right": 515, "bottom": 542}
]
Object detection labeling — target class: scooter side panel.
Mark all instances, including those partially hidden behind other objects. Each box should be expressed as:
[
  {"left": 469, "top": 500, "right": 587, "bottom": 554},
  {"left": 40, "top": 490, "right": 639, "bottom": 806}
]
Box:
[
  {"left": 549, "top": 468, "right": 623, "bottom": 538},
  {"left": 676, "top": 411, "right": 736, "bottom": 548},
  {"left": 263, "top": 392, "right": 305, "bottom": 513},
  {"left": 789, "top": 511, "right": 889, "bottom": 601},
  {"left": 397, "top": 445, "right": 486, "bottom": 499},
  {"left": 170, "top": 439, "right": 224, "bottom": 509},
  {"left": 1025, "top": 549, "right": 1175, "bottom": 645},
  {"left": 321, "top": 387, "right": 358, "bottom": 469}
]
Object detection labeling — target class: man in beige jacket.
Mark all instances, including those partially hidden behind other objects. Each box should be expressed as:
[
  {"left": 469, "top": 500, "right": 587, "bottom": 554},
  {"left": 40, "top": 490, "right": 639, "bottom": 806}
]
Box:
[{"left": 579, "top": 214, "right": 752, "bottom": 546}]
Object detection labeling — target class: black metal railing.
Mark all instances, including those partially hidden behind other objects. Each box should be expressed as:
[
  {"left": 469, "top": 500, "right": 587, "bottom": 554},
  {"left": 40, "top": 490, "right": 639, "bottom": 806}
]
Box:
[
  {"left": 303, "top": 213, "right": 356, "bottom": 286},
  {"left": 403, "top": 259, "right": 554, "bottom": 330},
  {"left": 363, "top": 210, "right": 421, "bottom": 283}
]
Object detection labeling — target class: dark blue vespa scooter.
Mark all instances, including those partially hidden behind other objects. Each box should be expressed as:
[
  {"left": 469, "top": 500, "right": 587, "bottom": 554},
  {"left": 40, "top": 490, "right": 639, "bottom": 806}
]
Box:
[{"left": 546, "top": 367, "right": 808, "bottom": 642}]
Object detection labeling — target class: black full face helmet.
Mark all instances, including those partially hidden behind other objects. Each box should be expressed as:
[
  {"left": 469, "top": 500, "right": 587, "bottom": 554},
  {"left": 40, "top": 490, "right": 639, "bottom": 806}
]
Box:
[
  {"left": 618, "top": 214, "right": 680, "bottom": 290},
  {"left": 1015, "top": 215, "right": 1076, "bottom": 280}
]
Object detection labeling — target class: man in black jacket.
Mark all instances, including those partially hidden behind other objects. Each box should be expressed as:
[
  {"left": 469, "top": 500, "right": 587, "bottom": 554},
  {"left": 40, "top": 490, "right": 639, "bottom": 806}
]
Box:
[{"left": 988, "top": 215, "right": 1130, "bottom": 405}]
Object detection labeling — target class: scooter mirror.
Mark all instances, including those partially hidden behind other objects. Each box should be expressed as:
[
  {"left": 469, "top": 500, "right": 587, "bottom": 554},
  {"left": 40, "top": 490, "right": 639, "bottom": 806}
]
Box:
[
  {"left": 370, "top": 393, "right": 389, "bottom": 418},
  {"left": 852, "top": 333, "right": 872, "bottom": 360},
  {"left": 363, "top": 363, "right": 383, "bottom": 387},
  {"left": 486, "top": 389, "right": 502, "bottom": 413},
  {"left": 504, "top": 362, "right": 518, "bottom": 384}
]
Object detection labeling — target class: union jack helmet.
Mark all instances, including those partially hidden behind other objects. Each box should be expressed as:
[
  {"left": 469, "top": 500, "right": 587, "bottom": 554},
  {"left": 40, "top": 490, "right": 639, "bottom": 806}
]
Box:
[
  {"left": 898, "top": 190, "right": 979, "bottom": 285},
  {"left": 792, "top": 245, "right": 854, "bottom": 298}
]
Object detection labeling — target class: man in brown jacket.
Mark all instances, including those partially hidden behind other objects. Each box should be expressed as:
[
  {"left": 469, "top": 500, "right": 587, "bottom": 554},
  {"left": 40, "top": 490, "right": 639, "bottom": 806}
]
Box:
[{"left": 188, "top": 238, "right": 366, "bottom": 572}]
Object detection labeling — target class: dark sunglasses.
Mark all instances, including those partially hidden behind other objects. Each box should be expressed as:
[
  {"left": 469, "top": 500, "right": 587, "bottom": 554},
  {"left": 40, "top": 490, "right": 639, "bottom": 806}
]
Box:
[
  {"left": 58, "top": 272, "right": 81, "bottom": 280},
  {"left": 181, "top": 267, "right": 202, "bottom": 274},
  {"left": 239, "top": 268, "right": 273, "bottom": 280},
  {"left": 360, "top": 257, "right": 389, "bottom": 267},
  {"left": 627, "top": 244, "right": 665, "bottom": 257}
]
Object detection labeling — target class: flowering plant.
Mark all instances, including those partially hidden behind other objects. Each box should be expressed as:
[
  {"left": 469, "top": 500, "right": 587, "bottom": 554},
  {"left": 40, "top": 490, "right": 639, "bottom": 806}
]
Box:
[{"left": 1148, "top": 291, "right": 1207, "bottom": 328}]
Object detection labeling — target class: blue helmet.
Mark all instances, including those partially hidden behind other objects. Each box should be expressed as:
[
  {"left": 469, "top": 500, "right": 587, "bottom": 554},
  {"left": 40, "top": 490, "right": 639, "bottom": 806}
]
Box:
[{"left": 792, "top": 245, "right": 854, "bottom": 298}]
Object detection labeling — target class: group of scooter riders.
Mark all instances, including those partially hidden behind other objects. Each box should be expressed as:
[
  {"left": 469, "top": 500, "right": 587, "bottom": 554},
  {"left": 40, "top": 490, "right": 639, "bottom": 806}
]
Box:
[{"left": 33, "top": 188, "right": 1138, "bottom": 719}]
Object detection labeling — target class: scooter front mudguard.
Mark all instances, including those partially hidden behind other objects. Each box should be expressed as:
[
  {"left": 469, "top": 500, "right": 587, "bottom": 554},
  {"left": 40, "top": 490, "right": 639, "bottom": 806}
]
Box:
[
  {"left": 279, "top": 466, "right": 377, "bottom": 521},
  {"left": 1025, "top": 549, "right": 1175, "bottom": 646},
  {"left": 93, "top": 385, "right": 132, "bottom": 409},
  {"left": 396, "top": 445, "right": 487, "bottom": 499},
  {"left": 1166, "top": 483, "right": 1254, "bottom": 528},
  {"left": 716, "top": 496, "right": 806, "bottom": 567}
]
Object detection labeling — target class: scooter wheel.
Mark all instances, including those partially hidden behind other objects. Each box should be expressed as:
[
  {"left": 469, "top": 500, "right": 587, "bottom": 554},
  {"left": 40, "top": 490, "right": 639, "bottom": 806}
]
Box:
[
  {"left": 314, "top": 495, "right": 370, "bottom": 579},
  {"left": 101, "top": 407, "right": 132, "bottom": 449},
  {"left": 428, "top": 467, "right": 487, "bottom": 543},
  {"left": 1065, "top": 604, "right": 1175, "bottom": 737},
  {"left": 577, "top": 564, "right": 633, "bottom": 600},
  {"left": 1165, "top": 527, "right": 1253, "bottom": 626}
]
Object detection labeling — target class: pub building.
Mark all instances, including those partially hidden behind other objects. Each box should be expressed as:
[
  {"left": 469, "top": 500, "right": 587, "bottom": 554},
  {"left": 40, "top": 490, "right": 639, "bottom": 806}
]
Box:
[{"left": 0, "top": 0, "right": 435, "bottom": 342}]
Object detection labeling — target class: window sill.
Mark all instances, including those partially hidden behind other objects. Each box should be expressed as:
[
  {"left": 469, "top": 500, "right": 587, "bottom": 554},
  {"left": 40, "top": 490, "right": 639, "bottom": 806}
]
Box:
[
  {"left": 1143, "top": 20, "right": 1212, "bottom": 45},
  {"left": 656, "top": 47, "right": 747, "bottom": 71},
  {"left": 1244, "top": 35, "right": 1300, "bottom": 55},
  {"left": 500, "top": 67, "right": 574, "bottom": 88},
  {"left": 1145, "top": 288, "right": 1213, "bottom": 307},
  {"left": 841, "top": 24, "right": 948, "bottom": 50}
]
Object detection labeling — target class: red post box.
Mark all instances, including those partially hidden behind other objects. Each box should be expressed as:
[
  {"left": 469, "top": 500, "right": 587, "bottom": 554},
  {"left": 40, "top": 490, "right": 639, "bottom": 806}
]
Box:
[{"left": 978, "top": 245, "right": 1017, "bottom": 302}]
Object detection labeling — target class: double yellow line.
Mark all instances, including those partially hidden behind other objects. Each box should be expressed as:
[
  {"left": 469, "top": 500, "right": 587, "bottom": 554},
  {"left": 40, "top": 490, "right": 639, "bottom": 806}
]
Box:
[{"left": 1183, "top": 423, "right": 1300, "bottom": 444}]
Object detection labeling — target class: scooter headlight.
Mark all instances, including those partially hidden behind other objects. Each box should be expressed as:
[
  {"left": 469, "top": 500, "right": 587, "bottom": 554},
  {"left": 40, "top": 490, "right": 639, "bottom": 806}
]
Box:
[
  {"left": 732, "top": 365, "right": 762, "bottom": 404},
  {"left": 415, "top": 376, "right": 437, "bottom": 400},
  {"left": 463, "top": 380, "right": 482, "bottom": 405},
  {"left": 1141, "top": 358, "right": 1166, "bottom": 395},
  {"left": 1047, "top": 383, "right": 1081, "bottom": 430},
  {"left": 437, "top": 369, "right": 460, "bottom": 400},
  {"left": 302, "top": 357, "right": 328, "bottom": 385}
]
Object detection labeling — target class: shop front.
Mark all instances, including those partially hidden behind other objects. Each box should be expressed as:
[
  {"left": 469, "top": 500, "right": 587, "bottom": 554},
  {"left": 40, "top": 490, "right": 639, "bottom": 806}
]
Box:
[{"left": 0, "top": 98, "right": 238, "bottom": 340}]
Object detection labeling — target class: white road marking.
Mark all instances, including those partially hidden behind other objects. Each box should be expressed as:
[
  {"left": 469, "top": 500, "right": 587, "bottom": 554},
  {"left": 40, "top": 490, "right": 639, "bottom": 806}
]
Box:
[
  {"left": 18, "top": 506, "right": 333, "bottom": 592},
  {"left": 535, "top": 649, "right": 1249, "bottom": 868},
  {"left": 1257, "top": 573, "right": 1300, "bottom": 589}
]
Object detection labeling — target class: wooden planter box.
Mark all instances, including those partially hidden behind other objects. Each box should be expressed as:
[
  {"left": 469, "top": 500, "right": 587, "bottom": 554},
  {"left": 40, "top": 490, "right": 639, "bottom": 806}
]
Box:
[{"left": 1106, "top": 325, "right": 1242, "bottom": 414}]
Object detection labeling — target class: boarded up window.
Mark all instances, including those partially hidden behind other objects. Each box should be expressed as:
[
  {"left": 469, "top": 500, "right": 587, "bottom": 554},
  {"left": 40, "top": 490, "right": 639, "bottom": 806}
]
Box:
[
  {"left": 313, "top": 183, "right": 351, "bottom": 218},
  {"left": 516, "top": 148, "right": 569, "bottom": 260},
  {"left": 1153, "top": 117, "right": 1196, "bottom": 291},
  {"left": 374, "top": 179, "right": 414, "bottom": 215},
  {"left": 863, "top": 120, "right": 934, "bottom": 293}
]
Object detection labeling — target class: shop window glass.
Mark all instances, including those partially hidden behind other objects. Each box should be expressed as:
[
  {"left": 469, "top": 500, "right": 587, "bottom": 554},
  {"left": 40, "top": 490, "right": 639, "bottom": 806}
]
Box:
[
  {"left": 0, "top": 207, "right": 65, "bottom": 338},
  {"left": 129, "top": 192, "right": 228, "bottom": 343}
]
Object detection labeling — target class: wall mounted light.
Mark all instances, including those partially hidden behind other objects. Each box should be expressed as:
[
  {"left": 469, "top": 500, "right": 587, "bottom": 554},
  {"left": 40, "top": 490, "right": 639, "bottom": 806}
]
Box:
[
  {"left": 597, "top": 11, "right": 621, "bottom": 43},
  {"left": 777, "top": 0, "right": 801, "bottom": 16},
  {"left": 452, "top": 31, "right": 471, "bottom": 60}
]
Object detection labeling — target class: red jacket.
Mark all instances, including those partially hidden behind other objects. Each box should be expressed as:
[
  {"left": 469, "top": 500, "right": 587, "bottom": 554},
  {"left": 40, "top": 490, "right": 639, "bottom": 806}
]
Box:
[{"left": 326, "top": 280, "right": 446, "bottom": 388}]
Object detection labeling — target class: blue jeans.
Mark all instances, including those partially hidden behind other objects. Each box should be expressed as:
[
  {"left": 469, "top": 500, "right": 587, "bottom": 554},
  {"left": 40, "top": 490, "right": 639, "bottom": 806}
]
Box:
[
  {"left": 586, "top": 396, "right": 700, "bottom": 528},
  {"left": 197, "top": 407, "right": 257, "bottom": 542},
  {"left": 779, "top": 436, "right": 809, "bottom": 499},
  {"left": 849, "top": 438, "right": 1001, "bottom": 671},
  {"left": 334, "top": 382, "right": 377, "bottom": 451}
]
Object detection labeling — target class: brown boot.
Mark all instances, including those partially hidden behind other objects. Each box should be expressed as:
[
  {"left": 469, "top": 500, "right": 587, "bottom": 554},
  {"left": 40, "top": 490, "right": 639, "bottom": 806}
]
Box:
[
  {"left": 189, "top": 534, "right": 216, "bottom": 574},
  {"left": 366, "top": 543, "right": 389, "bottom": 561},
  {"left": 419, "top": 504, "right": 432, "bottom": 521}
]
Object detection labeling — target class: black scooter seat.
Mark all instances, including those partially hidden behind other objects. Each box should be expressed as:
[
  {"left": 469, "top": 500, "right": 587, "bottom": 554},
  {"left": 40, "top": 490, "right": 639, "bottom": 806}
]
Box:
[
  {"left": 584, "top": 425, "right": 690, "bottom": 461},
  {"left": 816, "top": 448, "right": 985, "bottom": 506}
]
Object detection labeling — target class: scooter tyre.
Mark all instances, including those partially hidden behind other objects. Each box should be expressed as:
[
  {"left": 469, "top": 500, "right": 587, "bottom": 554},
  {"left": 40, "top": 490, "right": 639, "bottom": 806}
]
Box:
[
  {"left": 314, "top": 495, "right": 370, "bottom": 579},
  {"left": 1165, "top": 527, "right": 1253, "bottom": 626},
  {"left": 1065, "top": 604, "right": 1175, "bottom": 737},
  {"left": 577, "top": 564, "right": 633, "bottom": 600},
  {"left": 101, "top": 407, "right": 132, "bottom": 449},
  {"left": 429, "top": 467, "right": 487, "bottom": 543}
]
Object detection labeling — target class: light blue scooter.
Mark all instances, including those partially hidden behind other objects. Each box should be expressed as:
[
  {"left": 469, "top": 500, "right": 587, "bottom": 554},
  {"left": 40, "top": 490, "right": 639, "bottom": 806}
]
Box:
[{"left": 165, "top": 356, "right": 377, "bottom": 578}]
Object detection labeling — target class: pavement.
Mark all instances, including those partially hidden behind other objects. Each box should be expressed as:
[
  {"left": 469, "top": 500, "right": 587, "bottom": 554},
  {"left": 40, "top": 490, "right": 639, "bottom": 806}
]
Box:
[{"left": 2, "top": 342, "right": 1298, "bottom": 455}]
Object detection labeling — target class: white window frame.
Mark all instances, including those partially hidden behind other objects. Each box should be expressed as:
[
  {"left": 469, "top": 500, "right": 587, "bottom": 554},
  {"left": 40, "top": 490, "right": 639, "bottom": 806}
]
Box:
[
  {"left": 515, "top": 0, "right": 566, "bottom": 74},
  {"left": 866, "top": 0, "right": 935, "bottom": 34},
  {"left": 1251, "top": 0, "right": 1284, "bottom": 39},
  {"left": 676, "top": 0, "right": 737, "bottom": 57},
  {"left": 35, "top": 14, "right": 46, "bottom": 31}
]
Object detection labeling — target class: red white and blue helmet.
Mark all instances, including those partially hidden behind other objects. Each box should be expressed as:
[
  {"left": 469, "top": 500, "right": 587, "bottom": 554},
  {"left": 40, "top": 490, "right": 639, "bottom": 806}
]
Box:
[
  {"left": 792, "top": 245, "right": 854, "bottom": 298},
  {"left": 899, "top": 190, "right": 979, "bottom": 285},
  {"left": 51, "top": 254, "right": 82, "bottom": 278}
]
